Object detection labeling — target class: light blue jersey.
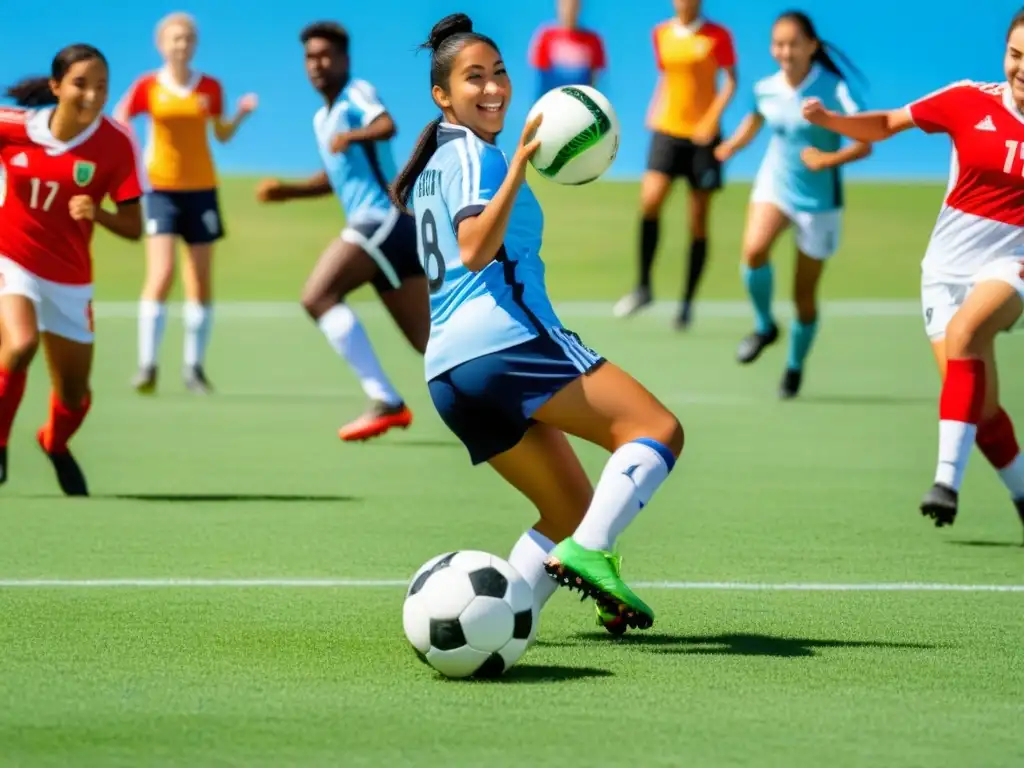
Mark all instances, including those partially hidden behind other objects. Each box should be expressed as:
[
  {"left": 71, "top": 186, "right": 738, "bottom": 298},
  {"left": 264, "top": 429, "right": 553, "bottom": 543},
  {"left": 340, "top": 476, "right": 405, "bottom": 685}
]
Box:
[
  {"left": 751, "top": 64, "right": 863, "bottom": 213},
  {"left": 313, "top": 78, "right": 396, "bottom": 224},
  {"left": 412, "top": 123, "right": 598, "bottom": 381}
]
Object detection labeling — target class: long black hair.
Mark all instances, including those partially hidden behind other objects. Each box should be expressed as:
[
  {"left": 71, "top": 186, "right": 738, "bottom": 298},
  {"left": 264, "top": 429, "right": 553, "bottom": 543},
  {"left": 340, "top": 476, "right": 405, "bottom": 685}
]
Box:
[
  {"left": 776, "top": 11, "right": 865, "bottom": 88},
  {"left": 389, "top": 13, "right": 500, "bottom": 214},
  {"left": 5, "top": 43, "right": 108, "bottom": 107}
]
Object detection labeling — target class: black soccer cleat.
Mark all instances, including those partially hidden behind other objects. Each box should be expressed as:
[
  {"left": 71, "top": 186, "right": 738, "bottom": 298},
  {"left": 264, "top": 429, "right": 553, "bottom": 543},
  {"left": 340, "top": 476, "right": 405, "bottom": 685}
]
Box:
[
  {"left": 779, "top": 368, "right": 803, "bottom": 399},
  {"left": 920, "top": 482, "right": 957, "bottom": 527},
  {"left": 674, "top": 301, "right": 694, "bottom": 331},
  {"left": 184, "top": 365, "right": 214, "bottom": 395},
  {"left": 37, "top": 433, "right": 88, "bottom": 497},
  {"left": 612, "top": 286, "right": 653, "bottom": 318},
  {"left": 132, "top": 366, "right": 158, "bottom": 395},
  {"left": 0, "top": 445, "right": 7, "bottom": 486},
  {"left": 736, "top": 325, "right": 779, "bottom": 364}
]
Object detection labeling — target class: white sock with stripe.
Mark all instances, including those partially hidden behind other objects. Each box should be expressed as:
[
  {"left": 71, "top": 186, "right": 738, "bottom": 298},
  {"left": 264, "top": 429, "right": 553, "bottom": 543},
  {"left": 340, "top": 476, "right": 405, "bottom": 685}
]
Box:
[
  {"left": 572, "top": 438, "right": 676, "bottom": 551},
  {"left": 137, "top": 300, "right": 166, "bottom": 369},
  {"left": 316, "top": 304, "right": 402, "bottom": 406}
]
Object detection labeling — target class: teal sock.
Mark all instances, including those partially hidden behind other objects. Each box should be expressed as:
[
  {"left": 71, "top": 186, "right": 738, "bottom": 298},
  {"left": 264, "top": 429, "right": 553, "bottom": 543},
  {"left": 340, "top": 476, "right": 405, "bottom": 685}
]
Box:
[
  {"left": 742, "top": 264, "right": 775, "bottom": 334},
  {"left": 787, "top": 318, "right": 819, "bottom": 371}
]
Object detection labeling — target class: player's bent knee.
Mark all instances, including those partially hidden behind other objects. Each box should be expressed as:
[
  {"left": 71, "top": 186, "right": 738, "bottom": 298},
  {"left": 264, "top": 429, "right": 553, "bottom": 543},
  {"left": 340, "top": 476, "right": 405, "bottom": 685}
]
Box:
[
  {"left": 300, "top": 291, "right": 334, "bottom": 321},
  {"left": 641, "top": 410, "right": 684, "bottom": 458},
  {"left": 2, "top": 335, "right": 39, "bottom": 372},
  {"left": 54, "top": 382, "right": 90, "bottom": 409},
  {"left": 742, "top": 248, "right": 769, "bottom": 269},
  {"left": 944, "top": 313, "right": 989, "bottom": 358}
]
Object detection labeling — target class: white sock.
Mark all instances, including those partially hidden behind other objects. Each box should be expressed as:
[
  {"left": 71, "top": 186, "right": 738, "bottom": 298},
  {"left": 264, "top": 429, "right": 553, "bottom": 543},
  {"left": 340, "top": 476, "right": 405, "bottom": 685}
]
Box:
[
  {"left": 316, "top": 304, "right": 402, "bottom": 405},
  {"left": 935, "top": 420, "right": 977, "bottom": 491},
  {"left": 137, "top": 300, "right": 167, "bottom": 368},
  {"left": 183, "top": 302, "right": 214, "bottom": 368},
  {"left": 572, "top": 438, "right": 675, "bottom": 551},
  {"left": 508, "top": 528, "right": 557, "bottom": 637},
  {"left": 997, "top": 454, "right": 1024, "bottom": 499}
]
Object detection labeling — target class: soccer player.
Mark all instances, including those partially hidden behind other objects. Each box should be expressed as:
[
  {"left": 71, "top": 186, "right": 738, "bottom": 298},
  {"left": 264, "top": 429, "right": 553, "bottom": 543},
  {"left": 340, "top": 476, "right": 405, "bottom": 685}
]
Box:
[
  {"left": 114, "top": 12, "right": 257, "bottom": 395},
  {"left": 528, "top": 0, "right": 607, "bottom": 95},
  {"left": 715, "top": 12, "right": 870, "bottom": 398},
  {"left": 803, "top": 8, "right": 1024, "bottom": 535},
  {"left": 255, "top": 21, "right": 427, "bottom": 441},
  {"left": 0, "top": 44, "right": 144, "bottom": 495},
  {"left": 614, "top": 0, "right": 737, "bottom": 329},
  {"left": 391, "top": 14, "right": 684, "bottom": 635}
]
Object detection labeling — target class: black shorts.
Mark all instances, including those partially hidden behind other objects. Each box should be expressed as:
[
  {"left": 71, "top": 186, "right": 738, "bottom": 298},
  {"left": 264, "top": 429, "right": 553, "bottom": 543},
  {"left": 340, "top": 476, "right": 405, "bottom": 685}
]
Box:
[
  {"left": 646, "top": 132, "right": 723, "bottom": 191},
  {"left": 342, "top": 211, "right": 423, "bottom": 294},
  {"left": 144, "top": 189, "right": 225, "bottom": 244}
]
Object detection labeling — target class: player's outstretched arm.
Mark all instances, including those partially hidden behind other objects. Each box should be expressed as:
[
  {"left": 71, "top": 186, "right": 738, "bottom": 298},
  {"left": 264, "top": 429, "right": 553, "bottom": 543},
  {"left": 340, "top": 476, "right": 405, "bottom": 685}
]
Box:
[
  {"left": 457, "top": 115, "right": 541, "bottom": 272},
  {"left": 255, "top": 171, "right": 332, "bottom": 203},
  {"left": 802, "top": 98, "right": 914, "bottom": 142},
  {"left": 92, "top": 198, "right": 142, "bottom": 241},
  {"left": 715, "top": 112, "right": 763, "bottom": 162},
  {"left": 213, "top": 93, "right": 258, "bottom": 143},
  {"left": 329, "top": 113, "right": 397, "bottom": 154}
]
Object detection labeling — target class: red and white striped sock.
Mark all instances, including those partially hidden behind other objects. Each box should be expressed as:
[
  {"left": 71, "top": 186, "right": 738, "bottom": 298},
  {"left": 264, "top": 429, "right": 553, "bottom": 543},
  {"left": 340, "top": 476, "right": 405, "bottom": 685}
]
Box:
[{"left": 935, "top": 359, "right": 985, "bottom": 491}]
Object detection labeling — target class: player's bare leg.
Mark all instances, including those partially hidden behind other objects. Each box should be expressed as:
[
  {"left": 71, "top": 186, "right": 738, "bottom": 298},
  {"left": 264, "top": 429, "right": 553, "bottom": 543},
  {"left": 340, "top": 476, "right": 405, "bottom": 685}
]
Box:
[
  {"left": 379, "top": 275, "right": 429, "bottom": 355},
  {"left": 737, "top": 203, "right": 788, "bottom": 363},
  {"left": 614, "top": 171, "right": 672, "bottom": 319},
  {"left": 301, "top": 238, "right": 410, "bottom": 441},
  {"left": 489, "top": 422, "right": 594, "bottom": 639},
  {"left": 533, "top": 361, "right": 683, "bottom": 630},
  {"left": 923, "top": 280, "right": 1023, "bottom": 527},
  {"left": 38, "top": 333, "right": 93, "bottom": 496},
  {"left": 134, "top": 234, "right": 176, "bottom": 394},
  {"left": 0, "top": 295, "right": 41, "bottom": 486},
  {"left": 780, "top": 251, "right": 825, "bottom": 399},
  {"left": 677, "top": 189, "right": 714, "bottom": 330},
  {"left": 182, "top": 243, "right": 215, "bottom": 394}
]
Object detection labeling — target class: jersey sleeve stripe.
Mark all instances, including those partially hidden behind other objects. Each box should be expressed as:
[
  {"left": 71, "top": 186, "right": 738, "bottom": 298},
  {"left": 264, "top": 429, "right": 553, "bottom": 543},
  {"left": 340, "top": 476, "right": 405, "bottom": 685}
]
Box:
[
  {"left": 452, "top": 139, "right": 473, "bottom": 210},
  {"left": 835, "top": 80, "right": 860, "bottom": 115},
  {"left": 467, "top": 136, "right": 482, "bottom": 203},
  {"left": 453, "top": 204, "right": 486, "bottom": 230}
]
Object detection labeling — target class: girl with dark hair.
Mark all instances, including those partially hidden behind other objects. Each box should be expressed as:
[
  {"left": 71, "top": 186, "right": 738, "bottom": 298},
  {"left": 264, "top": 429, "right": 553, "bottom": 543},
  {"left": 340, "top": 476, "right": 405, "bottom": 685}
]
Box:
[
  {"left": 715, "top": 11, "right": 871, "bottom": 397},
  {"left": 803, "top": 8, "right": 1024, "bottom": 535},
  {"left": 392, "top": 14, "right": 684, "bottom": 638},
  {"left": 0, "top": 44, "right": 144, "bottom": 495}
]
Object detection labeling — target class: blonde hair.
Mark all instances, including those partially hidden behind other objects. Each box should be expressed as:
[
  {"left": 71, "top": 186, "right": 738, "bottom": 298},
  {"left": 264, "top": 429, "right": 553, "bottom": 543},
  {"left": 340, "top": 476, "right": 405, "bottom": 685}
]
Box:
[{"left": 155, "top": 12, "right": 198, "bottom": 48}]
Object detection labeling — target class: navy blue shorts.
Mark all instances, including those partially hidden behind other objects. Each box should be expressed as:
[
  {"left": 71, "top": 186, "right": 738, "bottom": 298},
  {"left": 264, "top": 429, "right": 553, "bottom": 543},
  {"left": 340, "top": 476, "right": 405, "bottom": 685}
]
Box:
[
  {"left": 428, "top": 332, "right": 604, "bottom": 465},
  {"left": 341, "top": 211, "right": 423, "bottom": 294},
  {"left": 144, "top": 189, "right": 224, "bottom": 244}
]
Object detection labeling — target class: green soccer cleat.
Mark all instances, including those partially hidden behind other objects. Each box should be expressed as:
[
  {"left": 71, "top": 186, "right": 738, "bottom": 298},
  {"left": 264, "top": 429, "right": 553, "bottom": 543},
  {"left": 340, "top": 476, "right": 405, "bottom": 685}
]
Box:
[{"left": 545, "top": 538, "right": 654, "bottom": 630}]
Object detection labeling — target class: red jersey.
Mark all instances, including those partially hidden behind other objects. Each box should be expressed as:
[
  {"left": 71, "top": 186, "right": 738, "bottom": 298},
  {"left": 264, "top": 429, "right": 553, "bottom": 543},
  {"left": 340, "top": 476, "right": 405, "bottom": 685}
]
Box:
[
  {"left": 908, "top": 81, "right": 1024, "bottom": 279},
  {"left": 529, "top": 25, "right": 606, "bottom": 90},
  {"left": 0, "top": 107, "right": 144, "bottom": 285}
]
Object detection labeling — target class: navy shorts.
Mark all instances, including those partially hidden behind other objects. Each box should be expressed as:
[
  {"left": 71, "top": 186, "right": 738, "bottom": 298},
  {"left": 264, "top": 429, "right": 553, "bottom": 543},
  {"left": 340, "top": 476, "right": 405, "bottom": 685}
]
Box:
[
  {"left": 342, "top": 211, "right": 423, "bottom": 294},
  {"left": 144, "top": 189, "right": 224, "bottom": 244},
  {"left": 428, "top": 331, "right": 605, "bottom": 465},
  {"left": 646, "top": 132, "right": 723, "bottom": 191}
]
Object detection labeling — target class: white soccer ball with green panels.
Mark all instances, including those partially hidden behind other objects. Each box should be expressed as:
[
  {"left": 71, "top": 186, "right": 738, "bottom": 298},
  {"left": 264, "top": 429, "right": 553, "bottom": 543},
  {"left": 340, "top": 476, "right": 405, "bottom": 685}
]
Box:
[{"left": 526, "top": 85, "right": 620, "bottom": 185}]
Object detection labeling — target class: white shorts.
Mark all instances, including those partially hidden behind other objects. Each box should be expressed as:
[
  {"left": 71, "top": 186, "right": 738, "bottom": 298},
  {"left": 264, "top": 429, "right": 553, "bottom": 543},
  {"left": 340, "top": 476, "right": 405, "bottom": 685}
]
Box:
[
  {"left": 750, "top": 194, "right": 842, "bottom": 260},
  {"left": 0, "top": 257, "right": 94, "bottom": 343},
  {"left": 921, "top": 257, "right": 1024, "bottom": 341}
]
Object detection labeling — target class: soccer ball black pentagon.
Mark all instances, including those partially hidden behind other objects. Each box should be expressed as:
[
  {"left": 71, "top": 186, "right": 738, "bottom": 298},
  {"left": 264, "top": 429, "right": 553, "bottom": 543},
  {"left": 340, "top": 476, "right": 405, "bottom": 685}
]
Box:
[{"left": 403, "top": 550, "right": 533, "bottom": 679}]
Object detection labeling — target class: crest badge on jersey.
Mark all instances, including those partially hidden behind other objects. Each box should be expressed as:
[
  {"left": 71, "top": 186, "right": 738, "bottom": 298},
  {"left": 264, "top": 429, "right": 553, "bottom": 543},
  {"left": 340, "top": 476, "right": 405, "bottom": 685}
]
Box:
[{"left": 73, "top": 161, "right": 96, "bottom": 187}]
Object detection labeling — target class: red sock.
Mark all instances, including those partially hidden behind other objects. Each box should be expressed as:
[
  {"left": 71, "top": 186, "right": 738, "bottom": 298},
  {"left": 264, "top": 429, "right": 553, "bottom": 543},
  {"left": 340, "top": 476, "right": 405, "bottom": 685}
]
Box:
[
  {"left": 0, "top": 368, "right": 28, "bottom": 447},
  {"left": 976, "top": 408, "right": 1020, "bottom": 470},
  {"left": 39, "top": 391, "right": 91, "bottom": 454},
  {"left": 939, "top": 359, "right": 985, "bottom": 423}
]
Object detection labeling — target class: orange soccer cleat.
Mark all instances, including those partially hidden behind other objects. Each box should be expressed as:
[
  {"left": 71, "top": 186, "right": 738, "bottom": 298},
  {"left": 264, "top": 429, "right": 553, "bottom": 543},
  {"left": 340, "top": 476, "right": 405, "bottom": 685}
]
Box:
[{"left": 338, "top": 401, "right": 413, "bottom": 442}]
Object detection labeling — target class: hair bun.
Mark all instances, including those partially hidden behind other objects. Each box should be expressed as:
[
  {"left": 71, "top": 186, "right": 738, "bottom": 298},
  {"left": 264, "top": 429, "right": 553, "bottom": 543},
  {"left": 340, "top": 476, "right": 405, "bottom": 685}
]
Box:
[{"left": 428, "top": 13, "right": 473, "bottom": 50}]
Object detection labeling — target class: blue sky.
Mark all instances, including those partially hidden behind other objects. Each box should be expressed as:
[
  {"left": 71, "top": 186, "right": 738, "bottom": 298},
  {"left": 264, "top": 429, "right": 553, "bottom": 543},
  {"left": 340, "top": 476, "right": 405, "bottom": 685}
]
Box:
[{"left": 2, "top": 0, "right": 1019, "bottom": 179}]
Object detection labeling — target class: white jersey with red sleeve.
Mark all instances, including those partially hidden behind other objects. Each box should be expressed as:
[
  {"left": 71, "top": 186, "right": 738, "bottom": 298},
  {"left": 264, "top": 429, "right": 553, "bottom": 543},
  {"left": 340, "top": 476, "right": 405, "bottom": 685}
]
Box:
[
  {"left": 0, "top": 106, "right": 145, "bottom": 286},
  {"left": 908, "top": 81, "right": 1024, "bottom": 279}
]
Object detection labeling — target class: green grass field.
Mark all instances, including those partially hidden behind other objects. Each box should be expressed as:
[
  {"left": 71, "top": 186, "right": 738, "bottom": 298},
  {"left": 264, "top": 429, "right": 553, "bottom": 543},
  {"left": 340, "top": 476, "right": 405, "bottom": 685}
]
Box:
[{"left": 2, "top": 179, "right": 1022, "bottom": 767}]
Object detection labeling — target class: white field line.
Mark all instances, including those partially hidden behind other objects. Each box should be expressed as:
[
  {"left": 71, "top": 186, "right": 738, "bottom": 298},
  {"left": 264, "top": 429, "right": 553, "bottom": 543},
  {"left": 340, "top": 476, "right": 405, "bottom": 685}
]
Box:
[
  {"left": 0, "top": 579, "right": 1021, "bottom": 592},
  {"left": 91, "top": 300, "right": 924, "bottom": 320}
]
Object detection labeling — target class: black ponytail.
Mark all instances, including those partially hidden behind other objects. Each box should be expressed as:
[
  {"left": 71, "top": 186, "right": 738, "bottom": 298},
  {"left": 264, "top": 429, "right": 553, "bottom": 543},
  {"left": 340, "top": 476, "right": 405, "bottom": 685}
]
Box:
[
  {"left": 777, "top": 11, "right": 866, "bottom": 88},
  {"left": 4, "top": 43, "right": 107, "bottom": 108},
  {"left": 391, "top": 117, "right": 441, "bottom": 213},
  {"left": 5, "top": 77, "right": 56, "bottom": 107},
  {"left": 389, "top": 13, "right": 501, "bottom": 214}
]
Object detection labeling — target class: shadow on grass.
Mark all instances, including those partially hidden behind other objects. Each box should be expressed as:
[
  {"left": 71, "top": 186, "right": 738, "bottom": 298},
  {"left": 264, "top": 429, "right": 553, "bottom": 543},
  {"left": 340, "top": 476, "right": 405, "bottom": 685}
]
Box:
[
  {"left": 564, "top": 632, "right": 935, "bottom": 658},
  {"left": 100, "top": 493, "right": 356, "bottom": 503},
  {"left": 946, "top": 539, "right": 1023, "bottom": 549}
]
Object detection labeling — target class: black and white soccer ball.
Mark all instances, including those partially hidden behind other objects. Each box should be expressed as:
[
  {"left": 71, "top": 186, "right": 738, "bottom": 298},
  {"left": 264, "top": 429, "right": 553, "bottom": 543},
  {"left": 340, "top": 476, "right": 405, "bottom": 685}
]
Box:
[{"left": 403, "top": 550, "right": 533, "bottom": 679}]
